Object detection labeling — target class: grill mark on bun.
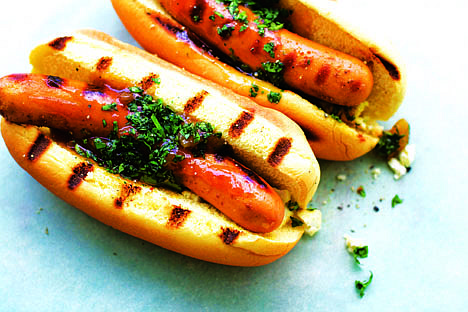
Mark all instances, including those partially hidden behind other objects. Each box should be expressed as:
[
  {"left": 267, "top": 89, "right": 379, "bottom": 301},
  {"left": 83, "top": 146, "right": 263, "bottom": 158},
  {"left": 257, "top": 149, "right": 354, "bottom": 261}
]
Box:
[
  {"left": 220, "top": 227, "right": 240, "bottom": 245},
  {"left": 115, "top": 183, "right": 142, "bottom": 209},
  {"left": 96, "top": 56, "right": 113, "bottom": 71},
  {"left": 140, "top": 73, "right": 159, "bottom": 90},
  {"left": 184, "top": 90, "right": 209, "bottom": 114},
  {"left": 372, "top": 51, "right": 400, "bottom": 81},
  {"left": 267, "top": 137, "right": 292, "bottom": 167},
  {"left": 48, "top": 36, "right": 72, "bottom": 50},
  {"left": 68, "top": 162, "right": 94, "bottom": 190},
  {"left": 167, "top": 206, "right": 191, "bottom": 228},
  {"left": 27, "top": 133, "right": 51, "bottom": 161},
  {"left": 229, "top": 111, "right": 254, "bottom": 138},
  {"left": 46, "top": 75, "right": 64, "bottom": 88}
]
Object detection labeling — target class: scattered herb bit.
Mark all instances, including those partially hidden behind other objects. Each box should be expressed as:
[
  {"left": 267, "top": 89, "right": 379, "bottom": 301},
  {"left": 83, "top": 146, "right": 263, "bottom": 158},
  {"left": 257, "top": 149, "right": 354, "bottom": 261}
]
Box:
[
  {"left": 391, "top": 194, "right": 403, "bottom": 208},
  {"left": 267, "top": 91, "right": 282, "bottom": 103},
  {"left": 45, "top": 227, "right": 49, "bottom": 235},
  {"left": 101, "top": 102, "right": 118, "bottom": 111},
  {"left": 36, "top": 207, "right": 44, "bottom": 214},
  {"left": 214, "top": 11, "right": 224, "bottom": 19},
  {"left": 306, "top": 206, "right": 317, "bottom": 211},
  {"left": 287, "top": 200, "right": 299, "bottom": 212},
  {"left": 209, "top": 14, "right": 216, "bottom": 21},
  {"left": 192, "top": 15, "right": 200, "bottom": 22},
  {"left": 152, "top": 77, "right": 161, "bottom": 85},
  {"left": 249, "top": 84, "right": 259, "bottom": 97},
  {"left": 102, "top": 119, "right": 107, "bottom": 128},
  {"left": 376, "top": 130, "right": 404, "bottom": 158},
  {"left": 257, "top": 60, "right": 284, "bottom": 86},
  {"left": 353, "top": 245, "right": 369, "bottom": 264},
  {"left": 355, "top": 271, "right": 373, "bottom": 298},
  {"left": 263, "top": 42, "right": 275, "bottom": 58},
  {"left": 290, "top": 216, "right": 304, "bottom": 227},
  {"left": 239, "top": 24, "right": 248, "bottom": 32},
  {"left": 356, "top": 186, "right": 366, "bottom": 198}
]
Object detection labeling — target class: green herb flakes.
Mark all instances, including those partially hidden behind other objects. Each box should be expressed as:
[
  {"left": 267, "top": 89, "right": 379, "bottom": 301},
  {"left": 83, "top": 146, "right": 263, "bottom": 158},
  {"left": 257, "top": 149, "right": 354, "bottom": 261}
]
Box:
[
  {"left": 355, "top": 271, "right": 373, "bottom": 298},
  {"left": 76, "top": 88, "right": 221, "bottom": 190},
  {"left": 267, "top": 91, "right": 282, "bottom": 104},
  {"left": 392, "top": 194, "right": 403, "bottom": 207},
  {"left": 249, "top": 84, "right": 259, "bottom": 97},
  {"left": 290, "top": 216, "right": 303, "bottom": 227},
  {"left": 376, "top": 130, "right": 404, "bottom": 158},
  {"left": 263, "top": 42, "right": 275, "bottom": 58},
  {"left": 101, "top": 102, "right": 118, "bottom": 111}
]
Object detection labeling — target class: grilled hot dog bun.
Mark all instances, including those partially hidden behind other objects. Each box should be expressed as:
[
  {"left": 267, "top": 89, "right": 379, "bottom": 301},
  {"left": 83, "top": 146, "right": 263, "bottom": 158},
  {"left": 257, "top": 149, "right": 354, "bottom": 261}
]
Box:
[
  {"left": 111, "top": 0, "right": 406, "bottom": 160},
  {"left": 0, "top": 30, "right": 321, "bottom": 266}
]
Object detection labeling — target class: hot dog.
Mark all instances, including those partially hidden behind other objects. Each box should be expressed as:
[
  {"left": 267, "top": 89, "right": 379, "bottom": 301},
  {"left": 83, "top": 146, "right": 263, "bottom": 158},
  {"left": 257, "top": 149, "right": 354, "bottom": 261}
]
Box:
[
  {"left": 0, "top": 30, "right": 321, "bottom": 266},
  {"left": 111, "top": 0, "right": 407, "bottom": 160}
]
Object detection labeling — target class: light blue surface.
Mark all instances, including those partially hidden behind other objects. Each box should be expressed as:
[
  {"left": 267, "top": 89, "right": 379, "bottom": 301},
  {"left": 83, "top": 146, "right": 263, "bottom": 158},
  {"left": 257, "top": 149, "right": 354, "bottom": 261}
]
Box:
[{"left": 0, "top": 1, "right": 467, "bottom": 311}]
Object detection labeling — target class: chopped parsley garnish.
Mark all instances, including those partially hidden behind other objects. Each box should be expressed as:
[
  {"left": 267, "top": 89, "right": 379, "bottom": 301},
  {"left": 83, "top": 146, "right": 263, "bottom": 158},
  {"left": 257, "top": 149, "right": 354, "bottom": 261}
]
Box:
[
  {"left": 267, "top": 91, "right": 282, "bottom": 104},
  {"left": 256, "top": 60, "right": 284, "bottom": 86},
  {"left": 306, "top": 206, "right": 317, "bottom": 211},
  {"left": 217, "top": 0, "right": 290, "bottom": 35},
  {"left": 75, "top": 88, "right": 221, "bottom": 190},
  {"left": 101, "top": 102, "right": 118, "bottom": 111},
  {"left": 391, "top": 194, "right": 403, "bottom": 207},
  {"left": 217, "top": 24, "right": 235, "bottom": 38},
  {"left": 102, "top": 119, "right": 107, "bottom": 128},
  {"left": 209, "top": 14, "right": 216, "bottom": 21},
  {"left": 355, "top": 271, "right": 373, "bottom": 298},
  {"left": 263, "top": 42, "right": 275, "bottom": 58},
  {"left": 152, "top": 77, "right": 161, "bottom": 85},
  {"left": 352, "top": 246, "right": 369, "bottom": 264},
  {"left": 192, "top": 15, "right": 200, "bottom": 22},
  {"left": 214, "top": 11, "right": 225, "bottom": 19},
  {"left": 290, "top": 216, "right": 304, "bottom": 227},
  {"left": 249, "top": 84, "right": 259, "bottom": 97},
  {"left": 356, "top": 186, "right": 366, "bottom": 198},
  {"left": 376, "top": 130, "right": 405, "bottom": 158}
]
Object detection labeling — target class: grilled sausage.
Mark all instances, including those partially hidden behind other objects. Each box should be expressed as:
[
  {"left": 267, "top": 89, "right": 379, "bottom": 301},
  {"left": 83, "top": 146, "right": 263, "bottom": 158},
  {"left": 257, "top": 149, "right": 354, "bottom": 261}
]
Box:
[{"left": 158, "top": 0, "right": 374, "bottom": 107}]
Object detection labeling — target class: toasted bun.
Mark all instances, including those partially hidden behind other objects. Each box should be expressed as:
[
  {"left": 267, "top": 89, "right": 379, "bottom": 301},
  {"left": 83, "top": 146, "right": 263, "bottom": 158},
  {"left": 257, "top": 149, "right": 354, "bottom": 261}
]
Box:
[
  {"left": 1, "top": 119, "right": 321, "bottom": 266},
  {"left": 111, "top": 0, "right": 406, "bottom": 160},
  {"left": 29, "top": 29, "right": 319, "bottom": 208}
]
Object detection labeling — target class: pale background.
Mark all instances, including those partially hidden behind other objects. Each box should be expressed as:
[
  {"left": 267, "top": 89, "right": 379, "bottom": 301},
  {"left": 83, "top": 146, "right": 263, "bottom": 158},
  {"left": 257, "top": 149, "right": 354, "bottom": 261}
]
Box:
[{"left": 0, "top": 1, "right": 467, "bottom": 311}]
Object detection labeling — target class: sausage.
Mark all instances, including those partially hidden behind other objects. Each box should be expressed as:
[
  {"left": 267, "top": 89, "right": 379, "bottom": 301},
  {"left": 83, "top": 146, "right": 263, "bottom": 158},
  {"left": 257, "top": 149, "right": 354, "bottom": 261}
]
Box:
[
  {"left": 159, "top": 0, "right": 374, "bottom": 107},
  {"left": 0, "top": 73, "right": 285, "bottom": 233},
  {"left": 0, "top": 73, "right": 129, "bottom": 138},
  {"left": 173, "top": 153, "right": 284, "bottom": 233}
]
